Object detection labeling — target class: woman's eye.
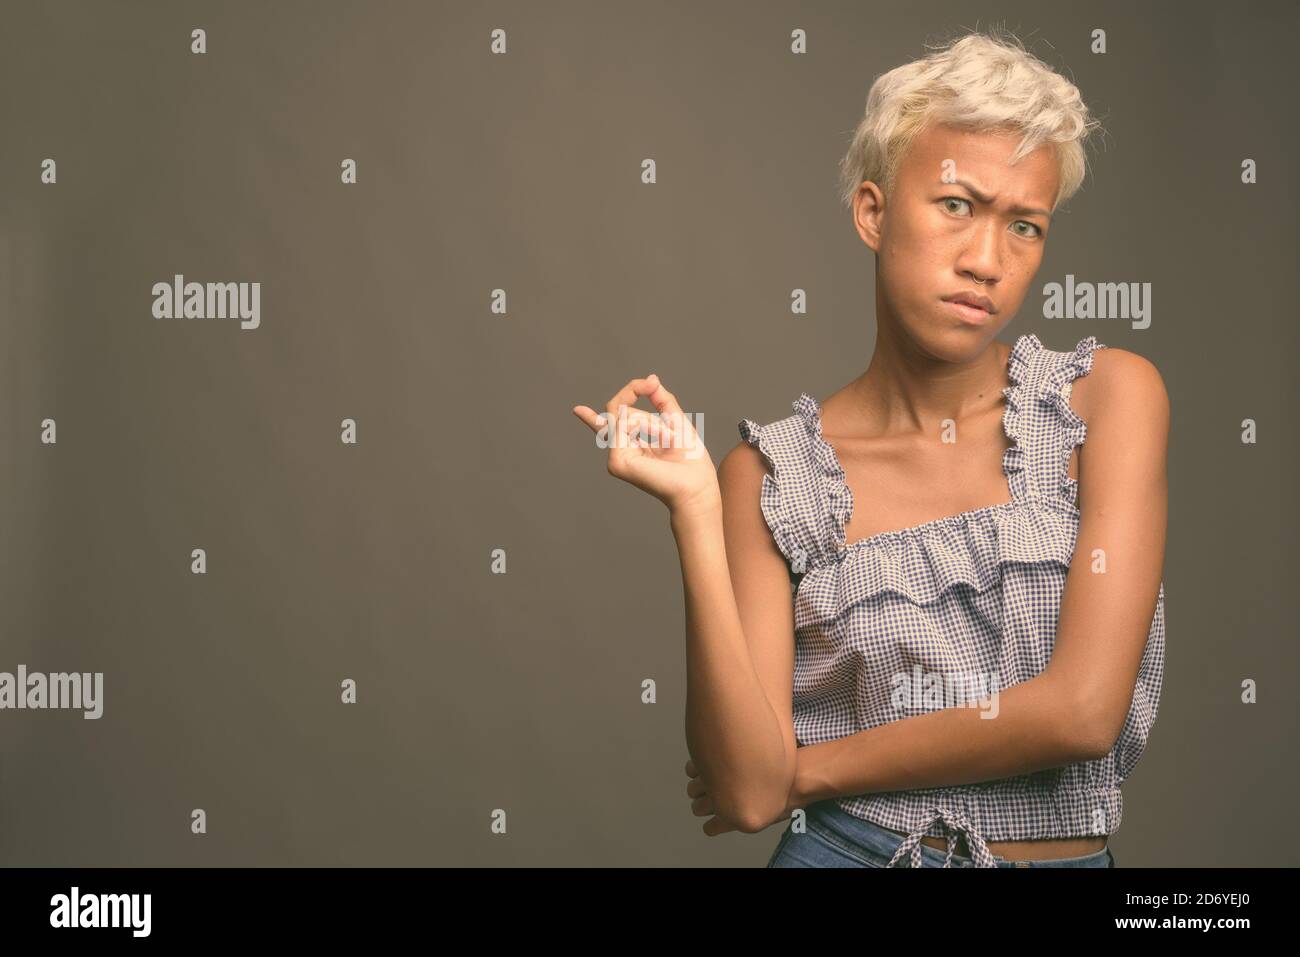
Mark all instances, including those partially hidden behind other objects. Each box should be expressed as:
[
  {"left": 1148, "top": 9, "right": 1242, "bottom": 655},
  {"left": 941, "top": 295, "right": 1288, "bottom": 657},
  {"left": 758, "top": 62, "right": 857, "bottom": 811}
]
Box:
[{"left": 942, "top": 198, "right": 1043, "bottom": 239}]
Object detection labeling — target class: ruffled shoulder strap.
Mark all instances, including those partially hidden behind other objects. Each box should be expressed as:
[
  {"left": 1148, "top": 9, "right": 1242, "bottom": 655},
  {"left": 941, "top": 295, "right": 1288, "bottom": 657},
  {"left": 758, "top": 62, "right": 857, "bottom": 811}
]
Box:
[
  {"left": 1002, "top": 333, "right": 1107, "bottom": 506},
  {"left": 738, "top": 394, "right": 847, "bottom": 584}
]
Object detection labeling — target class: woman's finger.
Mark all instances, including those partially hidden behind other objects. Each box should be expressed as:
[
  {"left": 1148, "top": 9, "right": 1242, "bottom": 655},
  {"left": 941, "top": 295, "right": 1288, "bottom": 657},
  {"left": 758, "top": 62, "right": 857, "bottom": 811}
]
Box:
[
  {"left": 619, "top": 406, "right": 663, "bottom": 437},
  {"left": 618, "top": 407, "right": 676, "bottom": 446},
  {"left": 643, "top": 373, "right": 684, "bottom": 417},
  {"left": 576, "top": 379, "right": 685, "bottom": 447},
  {"left": 702, "top": 815, "right": 738, "bottom": 837},
  {"left": 604, "top": 376, "right": 662, "bottom": 419},
  {"left": 572, "top": 404, "right": 658, "bottom": 449},
  {"left": 571, "top": 405, "right": 604, "bottom": 433},
  {"left": 579, "top": 404, "right": 678, "bottom": 452}
]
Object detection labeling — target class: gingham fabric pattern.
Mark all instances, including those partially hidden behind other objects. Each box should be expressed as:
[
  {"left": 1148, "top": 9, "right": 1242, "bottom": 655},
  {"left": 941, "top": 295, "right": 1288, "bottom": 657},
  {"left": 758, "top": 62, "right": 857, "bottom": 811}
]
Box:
[{"left": 738, "top": 333, "right": 1166, "bottom": 867}]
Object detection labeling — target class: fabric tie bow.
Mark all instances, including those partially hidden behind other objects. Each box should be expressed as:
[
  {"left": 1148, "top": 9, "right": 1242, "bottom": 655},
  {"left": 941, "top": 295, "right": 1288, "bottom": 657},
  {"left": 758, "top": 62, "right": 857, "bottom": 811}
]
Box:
[{"left": 885, "top": 805, "right": 999, "bottom": 868}]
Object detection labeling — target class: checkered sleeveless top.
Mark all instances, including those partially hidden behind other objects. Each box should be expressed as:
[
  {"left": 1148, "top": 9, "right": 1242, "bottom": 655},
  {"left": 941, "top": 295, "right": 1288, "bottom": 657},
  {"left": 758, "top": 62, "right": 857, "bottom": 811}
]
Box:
[{"left": 737, "top": 333, "right": 1166, "bottom": 867}]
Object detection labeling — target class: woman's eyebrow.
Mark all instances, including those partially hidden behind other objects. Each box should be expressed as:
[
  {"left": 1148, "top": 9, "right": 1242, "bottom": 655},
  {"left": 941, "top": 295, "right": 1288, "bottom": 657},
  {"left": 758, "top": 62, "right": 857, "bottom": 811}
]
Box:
[{"left": 951, "top": 177, "right": 1053, "bottom": 220}]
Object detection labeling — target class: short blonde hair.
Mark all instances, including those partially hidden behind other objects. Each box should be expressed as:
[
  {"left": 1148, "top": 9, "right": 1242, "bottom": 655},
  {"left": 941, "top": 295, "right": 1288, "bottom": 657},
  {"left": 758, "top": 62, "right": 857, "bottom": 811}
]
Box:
[{"left": 837, "top": 28, "right": 1103, "bottom": 214}]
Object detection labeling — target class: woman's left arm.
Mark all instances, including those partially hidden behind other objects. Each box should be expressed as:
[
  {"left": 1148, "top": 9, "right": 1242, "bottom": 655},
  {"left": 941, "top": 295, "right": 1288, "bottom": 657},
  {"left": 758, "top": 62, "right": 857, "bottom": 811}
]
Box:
[{"left": 782, "top": 348, "right": 1170, "bottom": 812}]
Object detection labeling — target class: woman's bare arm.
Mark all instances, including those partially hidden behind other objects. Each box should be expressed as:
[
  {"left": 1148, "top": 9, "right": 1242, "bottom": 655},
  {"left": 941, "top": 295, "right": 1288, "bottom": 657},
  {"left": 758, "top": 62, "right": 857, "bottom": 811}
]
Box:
[
  {"left": 572, "top": 377, "right": 798, "bottom": 833},
  {"left": 678, "top": 440, "right": 799, "bottom": 833},
  {"left": 785, "top": 349, "right": 1169, "bottom": 811}
]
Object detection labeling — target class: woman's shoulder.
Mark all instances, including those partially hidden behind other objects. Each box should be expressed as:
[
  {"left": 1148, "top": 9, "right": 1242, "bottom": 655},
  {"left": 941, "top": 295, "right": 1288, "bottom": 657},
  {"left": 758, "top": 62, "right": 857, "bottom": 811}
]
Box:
[
  {"left": 725, "top": 393, "right": 830, "bottom": 512},
  {"left": 733, "top": 393, "right": 819, "bottom": 459},
  {"left": 1060, "top": 337, "right": 1168, "bottom": 430}
]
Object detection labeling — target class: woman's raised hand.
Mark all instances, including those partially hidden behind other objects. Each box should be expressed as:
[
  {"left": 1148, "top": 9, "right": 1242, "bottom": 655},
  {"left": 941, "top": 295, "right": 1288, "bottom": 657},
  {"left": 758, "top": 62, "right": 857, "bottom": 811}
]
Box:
[{"left": 572, "top": 374, "right": 721, "bottom": 519}]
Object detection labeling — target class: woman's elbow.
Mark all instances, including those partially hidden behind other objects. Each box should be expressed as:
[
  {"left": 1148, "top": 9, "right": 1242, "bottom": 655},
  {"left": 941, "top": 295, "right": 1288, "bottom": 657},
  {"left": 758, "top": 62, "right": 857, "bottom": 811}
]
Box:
[
  {"left": 708, "top": 736, "right": 797, "bottom": 833},
  {"left": 730, "top": 773, "right": 794, "bottom": 834},
  {"left": 722, "top": 797, "right": 776, "bottom": 835},
  {"left": 1067, "top": 694, "right": 1126, "bottom": 762}
]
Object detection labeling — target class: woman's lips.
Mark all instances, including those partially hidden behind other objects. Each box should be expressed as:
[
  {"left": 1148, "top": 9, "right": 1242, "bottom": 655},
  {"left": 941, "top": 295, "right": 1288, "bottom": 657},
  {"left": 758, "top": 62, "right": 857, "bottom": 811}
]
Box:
[{"left": 943, "top": 299, "right": 993, "bottom": 323}]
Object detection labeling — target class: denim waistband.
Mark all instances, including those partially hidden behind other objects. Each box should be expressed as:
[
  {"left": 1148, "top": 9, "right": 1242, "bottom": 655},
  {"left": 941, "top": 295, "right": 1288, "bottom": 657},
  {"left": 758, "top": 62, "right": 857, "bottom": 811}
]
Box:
[{"left": 807, "top": 799, "right": 1112, "bottom": 868}]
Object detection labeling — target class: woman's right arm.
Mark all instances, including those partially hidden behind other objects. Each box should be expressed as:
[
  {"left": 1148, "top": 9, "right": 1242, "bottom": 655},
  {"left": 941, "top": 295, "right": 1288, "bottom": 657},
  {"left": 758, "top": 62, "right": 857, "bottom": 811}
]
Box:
[
  {"left": 572, "top": 375, "right": 797, "bottom": 833},
  {"left": 676, "top": 441, "right": 799, "bottom": 833}
]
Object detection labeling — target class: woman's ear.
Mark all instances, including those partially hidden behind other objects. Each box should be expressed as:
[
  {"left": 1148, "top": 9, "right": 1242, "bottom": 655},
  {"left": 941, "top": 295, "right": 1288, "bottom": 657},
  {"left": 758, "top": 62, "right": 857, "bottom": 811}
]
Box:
[{"left": 852, "top": 181, "right": 886, "bottom": 252}]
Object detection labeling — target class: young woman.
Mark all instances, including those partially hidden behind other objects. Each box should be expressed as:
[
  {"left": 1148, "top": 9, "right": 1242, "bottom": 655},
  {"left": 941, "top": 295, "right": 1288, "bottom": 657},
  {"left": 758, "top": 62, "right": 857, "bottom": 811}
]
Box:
[{"left": 572, "top": 31, "right": 1168, "bottom": 868}]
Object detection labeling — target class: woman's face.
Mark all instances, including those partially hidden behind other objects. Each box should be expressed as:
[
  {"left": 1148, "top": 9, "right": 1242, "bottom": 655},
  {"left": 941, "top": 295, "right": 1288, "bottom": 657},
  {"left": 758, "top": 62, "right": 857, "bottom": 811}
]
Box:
[{"left": 855, "top": 121, "right": 1061, "bottom": 355}]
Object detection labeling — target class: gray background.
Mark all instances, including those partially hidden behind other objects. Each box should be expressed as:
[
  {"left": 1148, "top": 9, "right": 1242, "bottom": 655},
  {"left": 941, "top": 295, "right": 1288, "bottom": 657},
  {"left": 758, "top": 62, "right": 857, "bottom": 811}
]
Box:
[{"left": 1, "top": 0, "right": 1296, "bottom": 866}]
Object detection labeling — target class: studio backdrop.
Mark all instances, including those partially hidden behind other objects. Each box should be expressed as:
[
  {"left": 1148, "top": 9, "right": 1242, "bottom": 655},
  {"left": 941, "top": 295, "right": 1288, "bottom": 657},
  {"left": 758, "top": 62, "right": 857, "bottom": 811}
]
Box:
[{"left": 1, "top": 0, "right": 1296, "bottom": 866}]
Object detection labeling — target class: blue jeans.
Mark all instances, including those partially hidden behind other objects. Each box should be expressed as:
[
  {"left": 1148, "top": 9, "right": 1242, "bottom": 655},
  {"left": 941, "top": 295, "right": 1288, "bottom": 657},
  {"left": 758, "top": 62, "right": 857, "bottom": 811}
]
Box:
[{"left": 766, "top": 799, "right": 1114, "bottom": 868}]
